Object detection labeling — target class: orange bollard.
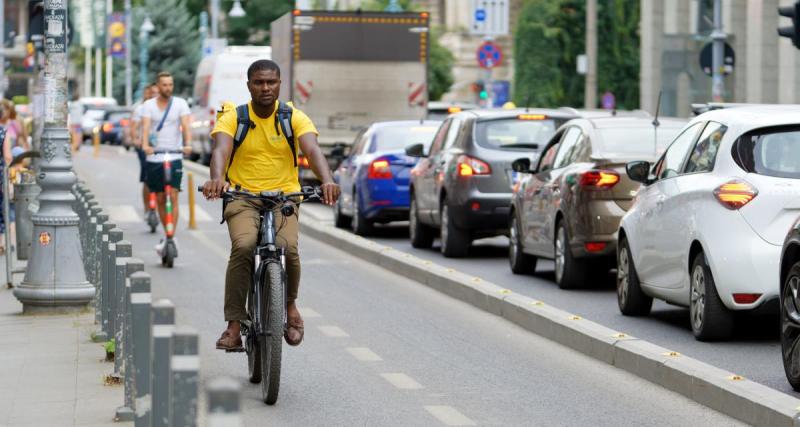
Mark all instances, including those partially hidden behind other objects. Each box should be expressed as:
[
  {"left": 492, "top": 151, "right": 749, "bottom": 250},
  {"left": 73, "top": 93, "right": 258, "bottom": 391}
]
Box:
[
  {"left": 92, "top": 128, "right": 100, "bottom": 158},
  {"left": 187, "top": 172, "right": 197, "bottom": 230}
]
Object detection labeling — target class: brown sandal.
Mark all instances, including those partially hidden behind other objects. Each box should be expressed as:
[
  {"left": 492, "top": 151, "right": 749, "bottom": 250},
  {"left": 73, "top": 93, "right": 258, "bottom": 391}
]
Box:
[
  {"left": 216, "top": 330, "right": 243, "bottom": 352},
  {"left": 285, "top": 318, "right": 304, "bottom": 346}
]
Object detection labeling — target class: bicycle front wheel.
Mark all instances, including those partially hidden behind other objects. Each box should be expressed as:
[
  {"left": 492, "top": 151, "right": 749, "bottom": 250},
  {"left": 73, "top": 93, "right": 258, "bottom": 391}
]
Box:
[{"left": 260, "top": 260, "right": 285, "bottom": 405}]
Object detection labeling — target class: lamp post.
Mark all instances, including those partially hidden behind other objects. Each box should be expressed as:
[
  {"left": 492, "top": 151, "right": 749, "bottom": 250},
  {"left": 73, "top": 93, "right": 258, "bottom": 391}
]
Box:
[
  {"left": 134, "top": 16, "right": 154, "bottom": 101},
  {"left": 210, "top": 0, "right": 246, "bottom": 39},
  {"left": 15, "top": 0, "right": 95, "bottom": 312},
  {"left": 124, "top": 0, "right": 133, "bottom": 105}
]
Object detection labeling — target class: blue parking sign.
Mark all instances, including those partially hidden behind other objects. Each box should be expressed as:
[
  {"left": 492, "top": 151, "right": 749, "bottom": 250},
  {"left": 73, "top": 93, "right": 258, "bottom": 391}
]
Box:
[{"left": 475, "top": 9, "right": 486, "bottom": 22}]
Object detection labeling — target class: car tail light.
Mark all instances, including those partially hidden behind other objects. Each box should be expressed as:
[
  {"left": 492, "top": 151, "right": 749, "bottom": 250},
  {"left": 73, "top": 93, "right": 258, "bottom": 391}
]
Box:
[
  {"left": 457, "top": 155, "right": 491, "bottom": 177},
  {"left": 579, "top": 170, "right": 620, "bottom": 189},
  {"left": 714, "top": 180, "right": 758, "bottom": 210},
  {"left": 102, "top": 123, "right": 113, "bottom": 133},
  {"left": 470, "top": 202, "right": 480, "bottom": 211},
  {"left": 732, "top": 293, "right": 761, "bottom": 304},
  {"left": 120, "top": 119, "right": 130, "bottom": 127},
  {"left": 584, "top": 242, "right": 607, "bottom": 252},
  {"left": 368, "top": 158, "right": 392, "bottom": 179},
  {"left": 298, "top": 154, "right": 310, "bottom": 168},
  {"left": 209, "top": 108, "right": 216, "bottom": 128}
]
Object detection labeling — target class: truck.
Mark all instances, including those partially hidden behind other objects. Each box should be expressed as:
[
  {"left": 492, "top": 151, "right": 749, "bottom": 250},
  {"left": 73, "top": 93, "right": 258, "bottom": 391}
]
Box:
[{"left": 271, "top": 10, "right": 430, "bottom": 182}]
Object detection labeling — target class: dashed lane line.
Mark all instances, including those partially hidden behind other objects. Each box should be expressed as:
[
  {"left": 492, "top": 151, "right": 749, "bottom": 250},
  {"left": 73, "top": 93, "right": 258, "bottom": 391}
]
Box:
[
  {"left": 423, "top": 406, "right": 476, "bottom": 426},
  {"left": 380, "top": 373, "right": 423, "bottom": 390},
  {"left": 346, "top": 347, "right": 383, "bottom": 362},
  {"left": 107, "top": 205, "right": 142, "bottom": 223},
  {"left": 299, "top": 307, "right": 321, "bottom": 318},
  {"left": 318, "top": 325, "right": 349, "bottom": 338},
  {"left": 180, "top": 204, "right": 214, "bottom": 222}
]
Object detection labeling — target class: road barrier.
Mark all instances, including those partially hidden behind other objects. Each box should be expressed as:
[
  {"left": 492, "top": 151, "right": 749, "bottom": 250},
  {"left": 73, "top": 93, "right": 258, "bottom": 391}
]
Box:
[{"left": 71, "top": 182, "right": 241, "bottom": 426}]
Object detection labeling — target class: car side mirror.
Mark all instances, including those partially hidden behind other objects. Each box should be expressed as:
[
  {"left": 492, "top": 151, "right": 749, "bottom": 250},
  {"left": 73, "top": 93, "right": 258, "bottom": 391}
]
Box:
[
  {"left": 626, "top": 161, "right": 652, "bottom": 184},
  {"left": 511, "top": 157, "right": 532, "bottom": 173},
  {"left": 405, "top": 143, "right": 425, "bottom": 158}
]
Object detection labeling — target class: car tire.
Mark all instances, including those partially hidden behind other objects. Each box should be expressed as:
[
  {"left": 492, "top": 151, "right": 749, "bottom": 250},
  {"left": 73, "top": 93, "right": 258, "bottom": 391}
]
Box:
[
  {"left": 554, "top": 221, "right": 587, "bottom": 289},
  {"left": 409, "top": 195, "right": 434, "bottom": 249},
  {"left": 690, "top": 252, "right": 734, "bottom": 341},
  {"left": 351, "top": 193, "right": 373, "bottom": 236},
  {"left": 781, "top": 261, "right": 800, "bottom": 391},
  {"left": 509, "top": 214, "right": 537, "bottom": 274},
  {"left": 440, "top": 203, "right": 470, "bottom": 258},
  {"left": 617, "top": 237, "right": 652, "bottom": 316},
  {"left": 333, "top": 197, "right": 351, "bottom": 229}
]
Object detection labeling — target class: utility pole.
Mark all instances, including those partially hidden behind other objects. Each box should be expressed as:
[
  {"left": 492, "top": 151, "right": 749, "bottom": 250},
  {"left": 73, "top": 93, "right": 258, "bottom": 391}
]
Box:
[
  {"left": 710, "top": 0, "right": 725, "bottom": 101},
  {"left": 124, "top": 0, "right": 132, "bottom": 105},
  {"left": 15, "top": 0, "right": 94, "bottom": 312},
  {"left": 95, "top": 46, "right": 101, "bottom": 96},
  {"left": 210, "top": 0, "right": 219, "bottom": 38},
  {"left": 584, "top": 0, "right": 597, "bottom": 109},
  {"left": 105, "top": 0, "right": 112, "bottom": 98},
  {"left": 0, "top": 0, "right": 5, "bottom": 100}
]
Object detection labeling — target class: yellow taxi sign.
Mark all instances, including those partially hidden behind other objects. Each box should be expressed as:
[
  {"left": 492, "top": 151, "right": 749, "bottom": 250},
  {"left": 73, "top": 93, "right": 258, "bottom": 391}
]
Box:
[
  {"left": 518, "top": 114, "right": 547, "bottom": 120},
  {"left": 447, "top": 106, "right": 462, "bottom": 113}
]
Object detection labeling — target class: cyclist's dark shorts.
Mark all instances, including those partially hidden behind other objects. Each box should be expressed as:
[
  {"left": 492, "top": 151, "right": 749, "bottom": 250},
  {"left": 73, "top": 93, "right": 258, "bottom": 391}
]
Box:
[
  {"left": 136, "top": 148, "right": 147, "bottom": 183},
  {"left": 145, "top": 160, "right": 183, "bottom": 192}
]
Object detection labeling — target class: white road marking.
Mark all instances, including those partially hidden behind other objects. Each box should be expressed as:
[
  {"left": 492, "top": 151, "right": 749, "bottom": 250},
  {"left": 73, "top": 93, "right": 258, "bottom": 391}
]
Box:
[
  {"left": 424, "top": 406, "right": 476, "bottom": 426},
  {"left": 346, "top": 347, "right": 382, "bottom": 362},
  {"left": 318, "top": 325, "right": 349, "bottom": 337},
  {"left": 380, "top": 373, "right": 423, "bottom": 390},
  {"left": 108, "top": 205, "right": 142, "bottom": 223},
  {"left": 189, "top": 230, "right": 230, "bottom": 260},
  {"left": 180, "top": 204, "right": 213, "bottom": 222},
  {"left": 299, "top": 307, "right": 321, "bottom": 318}
]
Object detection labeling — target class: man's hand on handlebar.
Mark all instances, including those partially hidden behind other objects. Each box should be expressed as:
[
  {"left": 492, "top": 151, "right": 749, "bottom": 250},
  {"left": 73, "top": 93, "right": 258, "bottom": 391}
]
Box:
[
  {"left": 202, "top": 179, "right": 230, "bottom": 200},
  {"left": 143, "top": 146, "right": 154, "bottom": 155},
  {"left": 320, "top": 181, "right": 340, "bottom": 206},
  {"left": 182, "top": 146, "right": 193, "bottom": 155}
]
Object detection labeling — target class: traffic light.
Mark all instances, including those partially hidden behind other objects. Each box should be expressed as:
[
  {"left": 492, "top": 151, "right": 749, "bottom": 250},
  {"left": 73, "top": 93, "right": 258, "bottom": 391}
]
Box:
[
  {"left": 28, "top": 0, "right": 44, "bottom": 41},
  {"left": 471, "top": 81, "right": 488, "bottom": 100},
  {"left": 779, "top": 1, "right": 800, "bottom": 49}
]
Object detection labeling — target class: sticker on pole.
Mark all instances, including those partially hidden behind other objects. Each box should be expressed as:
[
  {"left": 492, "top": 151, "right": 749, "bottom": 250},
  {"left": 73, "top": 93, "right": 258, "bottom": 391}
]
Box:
[
  {"left": 477, "top": 41, "right": 502, "bottom": 69},
  {"left": 39, "top": 231, "right": 52, "bottom": 246}
]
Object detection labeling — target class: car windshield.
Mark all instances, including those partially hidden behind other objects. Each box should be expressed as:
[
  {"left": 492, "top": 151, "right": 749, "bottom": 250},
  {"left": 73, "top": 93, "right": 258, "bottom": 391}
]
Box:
[
  {"left": 369, "top": 125, "right": 439, "bottom": 153},
  {"left": 734, "top": 126, "right": 800, "bottom": 178},
  {"left": 474, "top": 118, "right": 558, "bottom": 150},
  {"left": 597, "top": 125, "right": 685, "bottom": 158}
]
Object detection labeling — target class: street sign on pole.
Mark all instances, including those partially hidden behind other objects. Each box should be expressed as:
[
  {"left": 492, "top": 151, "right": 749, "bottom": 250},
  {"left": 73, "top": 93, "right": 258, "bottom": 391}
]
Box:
[
  {"left": 477, "top": 41, "right": 502, "bottom": 69},
  {"left": 470, "top": 0, "right": 509, "bottom": 36},
  {"left": 107, "top": 13, "right": 125, "bottom": 59},
  {"left": 699, "top": 41, "right": 734, "bottom": 76}
]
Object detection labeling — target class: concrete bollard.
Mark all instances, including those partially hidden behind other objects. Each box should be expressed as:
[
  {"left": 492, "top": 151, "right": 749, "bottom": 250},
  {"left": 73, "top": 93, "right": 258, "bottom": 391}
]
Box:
[
  {"left": 170, "top": 327, "right": 199, "bottom": 427},
  {"left": 111, "top": 240, "right": 132, "bottom": 373},
  {"left": 130, "top": 272, "right": 152, "bottom": 427},
  {"left": 116, "top": 257, "right": 144, "bottom": 422},
  {"left": 101, "top": 229, "right": 123, "bottom": 339},
  {"left": 151, "top": 299, "right": 176, "bottom": 427},
  {"left": 93, "top": 220, "right": 115, "bottom": 331},
  {"left": 206, "top": 377, "right": 243, "bottom": 427}
]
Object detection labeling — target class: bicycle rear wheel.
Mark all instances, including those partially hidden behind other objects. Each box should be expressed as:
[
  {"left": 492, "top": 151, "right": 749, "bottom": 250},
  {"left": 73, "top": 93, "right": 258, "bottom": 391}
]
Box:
[{"left": 260, "top": 261, "right": 284, "bottom": 405}]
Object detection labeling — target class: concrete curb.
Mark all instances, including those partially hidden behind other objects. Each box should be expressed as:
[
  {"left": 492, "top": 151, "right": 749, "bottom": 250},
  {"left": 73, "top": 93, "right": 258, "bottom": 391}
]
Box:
[
  {"left": 182, "top": 159, "right": 800, "bottom": 425},
  {"left": 298, "top": 217, "right": 800, "bottom": 426}
]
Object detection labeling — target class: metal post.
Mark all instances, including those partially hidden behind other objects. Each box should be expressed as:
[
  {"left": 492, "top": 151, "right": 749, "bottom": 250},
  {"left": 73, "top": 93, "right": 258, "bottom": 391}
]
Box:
[
  {"left": 207, "top": 377, "right": 242, "bottom": 427},
  {"left": 4, "top": 165, "right": 13, "bottom": 288},
  {"left": 15, "top": 0, "right": 95, "bottom": 313},
  {"left": 14, "top": 176, "right": 41, "bottom": 260},
  {"left": 124, "top": 0, "right": 133, "bottom": 106},
  {"left": 136, "top": 29, "right": 150, "bottom": 102},
  {"left": 106, "top": 0, "right": 113, "bottom": 98},
  {"left": 84, "top": 47, "right": 91, "bottom": 97},
  {"left": 87, "top": 206, "right": 102, "bottom": 284},
  {"left": 0, "top": 0, "right": 6, "bottom": 100},
  {"left": 95, "top": 47, "right": 102, "bottom": 97},
  {"left": 130, "top": 272, "right": 152, "bottom": 427},
  {"left": 151, "top": 299, "right": 175, "bottom": 427},
  {"left": 199, "top": 12, "right": 208, "bottom": 58},
  {"left": 210, "top": 0, "right": 220, "bottom": 39},
  {"left": 116, "top": 257, "right": 143, "bottom": 422},
  {"left": 93, "top": 212, "right": 109, "bottom": 286},
  {"left": 584, "top": 0, "right": 597, "bottom": 109},
  {"left": 102, "top": 228, "right": 123, "bottom": 338},
  {"left": 170, "top": 327, "right": 199, "bottom": 427},
  {"left": 92, "top": 221, "right": 115, "bottom": 341},
  {"left": 111, "top": 240, "right": 132, "bottom": 373},
  {"left": 711, "top": 0, "right": 725, "bottom": 102}
]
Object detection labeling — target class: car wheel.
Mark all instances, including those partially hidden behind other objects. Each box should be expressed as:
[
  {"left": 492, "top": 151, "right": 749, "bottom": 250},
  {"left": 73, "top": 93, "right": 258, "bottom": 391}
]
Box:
[
  {"left": 509, "top": 214, "right": 537, "bottom": 274},
  {"left": 690, "top": 252, "right": 734, "bottom": 341},
  {"left": 333, "top": 197, "right": 351, "bottom": 229},
  {"left": 440, "top": 203, "right": 469, "bottom": 258},
  {"left": 554, "top": 221, "right": 587, "bottom": 289},
  {"left": 617, "top": 237, "right": 652, "bottom": 316},
  {"left": 351, "top": 194, "right": 373, "bottom": 236},
  {"left": 409, "top": 195, "right": 434, "bottom": 249},
  {"left": 781, "top": 261, "right": 800, "bottom": 391}
]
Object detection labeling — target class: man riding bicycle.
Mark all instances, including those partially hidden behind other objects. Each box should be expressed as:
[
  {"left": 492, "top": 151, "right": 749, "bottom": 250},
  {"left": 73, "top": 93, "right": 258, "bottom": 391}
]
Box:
[
  {"left": 141, "top": 72, "right": 193, "bottom": 256},
  {"left": 202, "top": 60, "right": 340, "bottom": 349}
]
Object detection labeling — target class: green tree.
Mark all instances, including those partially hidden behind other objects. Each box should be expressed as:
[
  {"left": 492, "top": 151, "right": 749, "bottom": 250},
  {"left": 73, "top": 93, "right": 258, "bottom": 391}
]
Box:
[
  {"left": 185, "top": 0, "right": 293, "bottom": 45},
  {"left": 428, "top": 29, "right": 454, "bottom": 101}
]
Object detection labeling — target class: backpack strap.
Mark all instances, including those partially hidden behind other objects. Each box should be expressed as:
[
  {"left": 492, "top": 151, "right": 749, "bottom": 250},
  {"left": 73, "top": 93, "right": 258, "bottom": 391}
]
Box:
[
  {"left": 226, "top": 104, "right": 253, "bottom": 182},
  {"left": 274, "top": 101, "right": 297, "bottom": 167}
]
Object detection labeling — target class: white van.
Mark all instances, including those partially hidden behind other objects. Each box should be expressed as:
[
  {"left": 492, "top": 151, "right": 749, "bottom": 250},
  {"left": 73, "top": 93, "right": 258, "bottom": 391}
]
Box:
[{"left": 190, "top": 46, "right": 272, "bottom": 164}]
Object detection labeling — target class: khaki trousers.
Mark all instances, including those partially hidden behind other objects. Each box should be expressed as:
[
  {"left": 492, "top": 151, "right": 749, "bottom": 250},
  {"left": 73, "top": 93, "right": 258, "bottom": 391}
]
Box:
[{"left": 224, "top": 199, "right": 300, "bottom": 322}]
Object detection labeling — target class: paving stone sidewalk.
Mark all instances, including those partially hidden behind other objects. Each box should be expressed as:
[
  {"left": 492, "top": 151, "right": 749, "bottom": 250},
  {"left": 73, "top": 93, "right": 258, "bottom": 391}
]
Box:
[{"left": 0, "top": 268, "right": 131, "bottom": 427}]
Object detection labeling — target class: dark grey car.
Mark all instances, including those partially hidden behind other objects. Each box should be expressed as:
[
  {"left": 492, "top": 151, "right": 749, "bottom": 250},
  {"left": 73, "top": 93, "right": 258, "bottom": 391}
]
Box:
[{"left": 405, "top": 109, "right": 578, "bottom": 257}]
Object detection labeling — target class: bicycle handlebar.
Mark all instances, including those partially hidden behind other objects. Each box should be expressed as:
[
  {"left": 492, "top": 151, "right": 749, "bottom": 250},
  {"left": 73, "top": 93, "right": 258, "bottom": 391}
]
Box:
[{"left": 196, "top": 185, "right": 321, "bottom": 202}]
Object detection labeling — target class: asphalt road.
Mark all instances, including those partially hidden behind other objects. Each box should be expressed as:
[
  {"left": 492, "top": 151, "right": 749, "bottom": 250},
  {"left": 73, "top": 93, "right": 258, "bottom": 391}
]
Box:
[
  {"left": 72, "top": 146, "right": 742, "bottom": 425},
  {"left": 299, "top": 204, "right": 789, "bottom": 396}
]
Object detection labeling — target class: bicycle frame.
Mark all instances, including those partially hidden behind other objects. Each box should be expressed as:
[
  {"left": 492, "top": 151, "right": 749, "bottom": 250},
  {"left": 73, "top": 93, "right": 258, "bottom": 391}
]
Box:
[{"left": 251, "top": 207, "right": 286, "bottom": 339}]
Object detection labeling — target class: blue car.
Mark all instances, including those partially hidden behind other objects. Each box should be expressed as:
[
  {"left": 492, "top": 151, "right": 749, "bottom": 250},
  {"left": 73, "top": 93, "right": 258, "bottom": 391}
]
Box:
[{"left": 333, "top": 120, "right": 441, "bottom": 235}]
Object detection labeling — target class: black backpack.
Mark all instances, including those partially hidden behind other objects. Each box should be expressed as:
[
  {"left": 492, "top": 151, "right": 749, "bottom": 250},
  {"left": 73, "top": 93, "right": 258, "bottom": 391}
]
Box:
[{"left": 225, "top": 101, "right": 296, "bottom": 182}]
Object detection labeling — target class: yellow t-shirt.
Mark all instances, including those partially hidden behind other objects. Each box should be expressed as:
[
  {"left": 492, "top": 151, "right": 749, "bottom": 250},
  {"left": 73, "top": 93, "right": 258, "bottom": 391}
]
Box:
[{"left": 211, "top": 101, "right": 318, "bottom": 193}]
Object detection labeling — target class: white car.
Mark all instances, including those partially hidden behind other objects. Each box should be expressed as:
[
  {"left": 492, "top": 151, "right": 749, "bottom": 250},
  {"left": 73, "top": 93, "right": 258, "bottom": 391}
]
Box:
[{"left": 617, "top": 105, "right": 800, "bottom": 341}]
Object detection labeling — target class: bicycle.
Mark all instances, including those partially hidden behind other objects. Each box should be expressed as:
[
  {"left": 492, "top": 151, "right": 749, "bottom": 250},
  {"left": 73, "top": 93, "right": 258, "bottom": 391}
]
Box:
[
  {"left": 156, "top": 150, "right": 183, "bottom": 268},
  {"left": 198, "top": 184, "right": 321, "bottom": 405}
]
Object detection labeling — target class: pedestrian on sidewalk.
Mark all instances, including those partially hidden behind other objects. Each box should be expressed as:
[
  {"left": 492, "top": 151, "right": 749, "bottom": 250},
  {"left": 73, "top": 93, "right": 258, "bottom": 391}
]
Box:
[
  {"left": 130, "top": 83, "right": 158, "bottom": 216},
  {"left": 0, "top": 100, "right": 29, "bottom": 151},
  {"left": 0, "top": 126, "right": 13, "bottom": 256}
]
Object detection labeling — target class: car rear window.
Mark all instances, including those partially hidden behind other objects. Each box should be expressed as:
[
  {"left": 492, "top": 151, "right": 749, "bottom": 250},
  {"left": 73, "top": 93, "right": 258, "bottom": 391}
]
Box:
[
  {"left": 734, "top": 125, "right": 800, "bottom": 178},
  {"left": 474, "top": 118, "right": 558, "bottom": 150},
  {"left": 597, "top": 125, "right": 685, "bottom": 158},
  {"left": 369, "top": 125, "right": 439, "bottom": 153}
]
